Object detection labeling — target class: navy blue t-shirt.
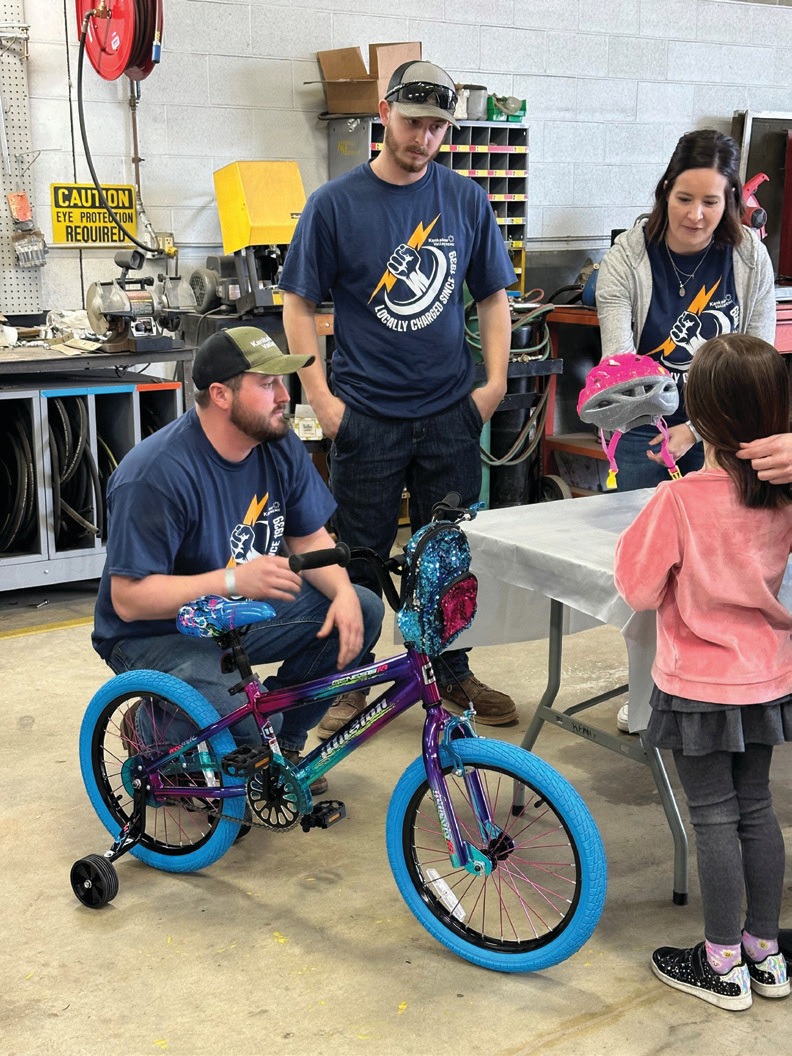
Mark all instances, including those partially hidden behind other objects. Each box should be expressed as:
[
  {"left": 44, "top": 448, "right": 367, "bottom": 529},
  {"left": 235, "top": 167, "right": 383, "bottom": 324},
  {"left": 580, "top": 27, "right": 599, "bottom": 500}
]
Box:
[
  {"left": 92, "top": 408, "right": 336, "bottom": 659},
  {"left": 279, "top": 161, "right": 516, "bottom": 418},
  {"left": 639, "top": 237, "right": 739, "bottom": 424}
]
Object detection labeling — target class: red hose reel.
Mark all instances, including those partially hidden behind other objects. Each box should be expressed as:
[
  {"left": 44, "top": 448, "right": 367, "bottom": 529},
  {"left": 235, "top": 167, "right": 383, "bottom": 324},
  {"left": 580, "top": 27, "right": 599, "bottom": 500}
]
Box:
[{"left": 76, "top": 0, "right": 163, "bottom": 81}]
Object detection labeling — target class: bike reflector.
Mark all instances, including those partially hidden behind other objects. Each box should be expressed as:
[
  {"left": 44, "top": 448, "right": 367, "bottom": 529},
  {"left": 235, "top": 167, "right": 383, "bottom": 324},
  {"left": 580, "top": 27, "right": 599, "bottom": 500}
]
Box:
[{"left": 397, "top": 522, "right": 478, "bottom": 655}]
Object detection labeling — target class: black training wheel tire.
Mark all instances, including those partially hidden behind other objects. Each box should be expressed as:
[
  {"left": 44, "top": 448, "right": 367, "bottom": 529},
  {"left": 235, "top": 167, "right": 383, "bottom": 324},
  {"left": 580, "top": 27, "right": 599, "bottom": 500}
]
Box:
[{"left": 70, "top": 853, "right": 120, "bottom": 908}]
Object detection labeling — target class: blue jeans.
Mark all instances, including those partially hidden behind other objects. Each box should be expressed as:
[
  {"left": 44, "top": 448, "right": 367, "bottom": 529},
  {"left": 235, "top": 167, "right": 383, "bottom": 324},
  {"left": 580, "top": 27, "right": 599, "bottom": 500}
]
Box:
[
  {"left": 329, "top": 396, "right": 483, "bottom": 684},
  {"left": 106, "top": 582, "right": 384, "bottom": 753},
  {"left": 613, "top": 424, "right": 705, "bottom": 492}
]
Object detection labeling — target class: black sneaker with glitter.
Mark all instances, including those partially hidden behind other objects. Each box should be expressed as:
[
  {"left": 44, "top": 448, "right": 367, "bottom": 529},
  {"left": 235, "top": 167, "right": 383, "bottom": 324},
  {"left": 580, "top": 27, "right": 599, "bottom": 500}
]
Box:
[
  {"left": 742, "top": 946, "right": 790, "bottom": 999},
  {"left": 651, "top": 941, "right": 752, "bottom": 1011}
]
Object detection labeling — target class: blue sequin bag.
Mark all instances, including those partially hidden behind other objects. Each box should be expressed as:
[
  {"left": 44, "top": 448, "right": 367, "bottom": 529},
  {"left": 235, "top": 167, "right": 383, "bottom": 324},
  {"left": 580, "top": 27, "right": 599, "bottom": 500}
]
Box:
[{"left": 397, "top": 521, "right": 478, "bottom": 656}]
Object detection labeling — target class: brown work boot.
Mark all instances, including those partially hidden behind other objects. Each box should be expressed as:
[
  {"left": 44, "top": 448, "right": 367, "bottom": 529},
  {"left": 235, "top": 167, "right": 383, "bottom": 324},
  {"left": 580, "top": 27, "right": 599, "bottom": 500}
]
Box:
[
  {"left": 439, "top": 676, "right": 518, "bottom": 726},
  {"left": 283, "top": 749, "right": 328, "bottom": 796},
  {"left": 316, "top": 690, "right": 368, "bottom": 740}
]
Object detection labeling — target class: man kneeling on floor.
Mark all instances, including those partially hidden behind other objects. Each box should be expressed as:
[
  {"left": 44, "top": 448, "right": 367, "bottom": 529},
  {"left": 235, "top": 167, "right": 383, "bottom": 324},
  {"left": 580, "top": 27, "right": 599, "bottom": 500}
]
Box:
[{"left": 91, "top": 326, "right": 384, "bottom": 796}]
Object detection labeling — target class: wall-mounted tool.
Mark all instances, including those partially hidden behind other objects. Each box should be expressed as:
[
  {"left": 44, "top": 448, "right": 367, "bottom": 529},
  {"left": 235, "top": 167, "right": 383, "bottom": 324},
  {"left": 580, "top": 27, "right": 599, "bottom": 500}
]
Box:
[
  {"left": 742, "top": 172, "right": 769, "bottom": 239},
  {"left": 187, "top": 161, "right": 307, "bottom": 317}
]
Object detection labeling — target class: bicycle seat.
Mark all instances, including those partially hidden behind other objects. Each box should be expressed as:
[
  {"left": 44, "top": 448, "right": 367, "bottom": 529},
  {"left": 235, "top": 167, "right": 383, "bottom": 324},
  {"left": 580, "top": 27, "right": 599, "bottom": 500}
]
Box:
[{"left": 177, "top": 594, "right": 277, "bottom": 638}]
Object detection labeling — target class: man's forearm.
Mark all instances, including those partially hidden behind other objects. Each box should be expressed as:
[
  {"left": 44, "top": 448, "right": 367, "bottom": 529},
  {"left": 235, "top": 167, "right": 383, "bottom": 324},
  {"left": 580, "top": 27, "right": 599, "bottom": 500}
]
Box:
[
  {"left": 477, "top": 289, "right": 510, "bottom": 390},
  {"left": 111, "top": 570, "right": 228, "bottom": 622}
]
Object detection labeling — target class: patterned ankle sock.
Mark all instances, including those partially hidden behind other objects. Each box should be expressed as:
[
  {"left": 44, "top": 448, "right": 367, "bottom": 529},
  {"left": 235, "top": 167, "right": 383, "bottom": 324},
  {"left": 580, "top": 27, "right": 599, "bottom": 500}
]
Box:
[
  {"left": 705, "top": 939, "right": 741, "bottom": 974},
  {"left": 742, "top": 931, "right": 779, "bottom": 962}
]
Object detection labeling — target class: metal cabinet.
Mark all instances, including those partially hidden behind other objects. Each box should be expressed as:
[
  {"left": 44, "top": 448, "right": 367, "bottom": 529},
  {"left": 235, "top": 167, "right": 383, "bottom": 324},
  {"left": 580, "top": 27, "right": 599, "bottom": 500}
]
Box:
[{"left": 0, "top": 379, "right": 182, "bottom": 589}]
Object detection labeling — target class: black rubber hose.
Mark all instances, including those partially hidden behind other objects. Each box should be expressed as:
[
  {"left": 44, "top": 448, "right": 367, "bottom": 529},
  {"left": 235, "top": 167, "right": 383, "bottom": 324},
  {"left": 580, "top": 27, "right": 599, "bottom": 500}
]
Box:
[{"left": 76, "top": 15, "right": 156, "bottom": 253}]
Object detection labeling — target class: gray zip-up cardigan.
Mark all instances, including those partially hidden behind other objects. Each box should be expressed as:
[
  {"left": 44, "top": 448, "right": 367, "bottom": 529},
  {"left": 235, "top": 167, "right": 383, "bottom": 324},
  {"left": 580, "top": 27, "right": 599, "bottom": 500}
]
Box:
[{"left": 596, "top": 220, "right": 776, "bottom": 358}]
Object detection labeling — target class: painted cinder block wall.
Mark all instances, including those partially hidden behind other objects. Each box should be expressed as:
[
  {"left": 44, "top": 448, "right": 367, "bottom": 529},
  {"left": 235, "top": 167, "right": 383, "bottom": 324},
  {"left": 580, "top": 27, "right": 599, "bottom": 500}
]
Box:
[{"left": 20, "top": 0, "right": 792, "bottom": 310}]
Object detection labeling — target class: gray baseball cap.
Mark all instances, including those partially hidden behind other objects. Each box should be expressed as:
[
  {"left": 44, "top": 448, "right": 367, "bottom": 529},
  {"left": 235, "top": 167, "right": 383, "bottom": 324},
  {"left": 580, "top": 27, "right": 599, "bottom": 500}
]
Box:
[{"left": 384, "top": 60, "right": 460, "bottom": 128}]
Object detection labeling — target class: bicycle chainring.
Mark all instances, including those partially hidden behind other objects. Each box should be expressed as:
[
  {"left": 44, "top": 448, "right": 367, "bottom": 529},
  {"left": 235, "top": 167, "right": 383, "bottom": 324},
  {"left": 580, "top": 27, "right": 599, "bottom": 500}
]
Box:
[{"left": 247, "top": 768, "right": 304, "bottom": 832}]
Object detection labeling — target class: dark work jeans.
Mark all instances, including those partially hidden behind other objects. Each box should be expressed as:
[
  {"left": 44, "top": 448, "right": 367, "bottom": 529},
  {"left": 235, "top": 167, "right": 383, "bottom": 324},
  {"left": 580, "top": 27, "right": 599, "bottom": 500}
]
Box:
[
  {"left": 672, "top": 745, "right": 785, "bottom": 945},
  {"left": 329, "top": 396, "right": 483, "bottom": 684},
  {"left": 106, "top": 582, "right": 384, "bottom": 753},
  {"left": 614, "top": 424, "right": 704, "bottom": 492}
]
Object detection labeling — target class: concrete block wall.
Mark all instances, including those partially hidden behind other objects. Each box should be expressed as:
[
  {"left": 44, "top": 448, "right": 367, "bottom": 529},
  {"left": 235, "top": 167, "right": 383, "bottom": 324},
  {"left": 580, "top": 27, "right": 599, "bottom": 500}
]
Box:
[{"left": 18, "top": 0, "right": 792, "bottom": 311}]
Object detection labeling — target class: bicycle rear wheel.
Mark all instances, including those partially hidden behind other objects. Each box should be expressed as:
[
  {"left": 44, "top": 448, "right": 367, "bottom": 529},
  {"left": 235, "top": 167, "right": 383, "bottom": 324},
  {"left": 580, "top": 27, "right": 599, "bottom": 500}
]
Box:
[
  {"left": 79, "top": 670, "right": 245, "bottom": 873},
  {"left": 386, "top": 739, "right": 606, "bottom": 972}
]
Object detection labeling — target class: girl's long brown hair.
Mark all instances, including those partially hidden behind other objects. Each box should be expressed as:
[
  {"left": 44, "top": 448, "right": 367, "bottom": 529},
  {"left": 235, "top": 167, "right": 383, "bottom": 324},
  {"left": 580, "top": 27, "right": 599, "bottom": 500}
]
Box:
[{"left": 685, "top": 334, "right": 792, "bottom": 508}]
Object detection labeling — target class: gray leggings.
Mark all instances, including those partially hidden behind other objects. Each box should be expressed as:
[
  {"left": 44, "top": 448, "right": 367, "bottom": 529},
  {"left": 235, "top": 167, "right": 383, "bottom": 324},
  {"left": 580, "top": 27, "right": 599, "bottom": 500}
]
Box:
[{"left": 673, "top": 745, "right": 785, "bottom": 945}]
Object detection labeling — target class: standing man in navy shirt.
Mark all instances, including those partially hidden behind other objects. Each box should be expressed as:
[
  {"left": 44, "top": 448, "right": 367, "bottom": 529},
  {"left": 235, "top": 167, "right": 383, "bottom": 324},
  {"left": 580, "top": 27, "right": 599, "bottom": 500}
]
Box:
[{"left": 280, "top": 59, "right": 518, "bottom": 734}]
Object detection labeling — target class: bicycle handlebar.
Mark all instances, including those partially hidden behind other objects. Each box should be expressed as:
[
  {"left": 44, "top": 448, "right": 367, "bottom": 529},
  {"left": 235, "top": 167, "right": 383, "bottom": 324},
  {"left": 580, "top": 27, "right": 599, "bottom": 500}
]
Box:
[{"left": 288, "top": 541, "right": 351, "bottom": 573}]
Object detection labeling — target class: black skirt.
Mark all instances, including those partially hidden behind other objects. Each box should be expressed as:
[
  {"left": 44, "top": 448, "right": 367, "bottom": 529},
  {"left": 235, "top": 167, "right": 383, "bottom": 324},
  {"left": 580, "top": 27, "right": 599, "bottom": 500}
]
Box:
[{"left": 645, "top": 686, "right": 792, "bottom": 756}]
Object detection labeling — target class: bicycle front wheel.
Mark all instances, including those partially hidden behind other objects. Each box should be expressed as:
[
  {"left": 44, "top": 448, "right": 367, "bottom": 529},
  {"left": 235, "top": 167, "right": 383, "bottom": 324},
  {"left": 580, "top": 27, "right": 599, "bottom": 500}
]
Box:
[
  {"left": 79, "top": 670, "right": 246, "bottom": 874},
  {"left": 386, "top": 739, "right": 606, "bottom": 972}
]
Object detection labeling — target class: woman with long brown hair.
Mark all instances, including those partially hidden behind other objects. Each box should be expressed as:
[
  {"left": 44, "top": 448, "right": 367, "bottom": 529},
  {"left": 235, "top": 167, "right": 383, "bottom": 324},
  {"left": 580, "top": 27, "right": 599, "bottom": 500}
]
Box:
[{"left": 596, "top": 129, "right": 775, "bottom": 492}]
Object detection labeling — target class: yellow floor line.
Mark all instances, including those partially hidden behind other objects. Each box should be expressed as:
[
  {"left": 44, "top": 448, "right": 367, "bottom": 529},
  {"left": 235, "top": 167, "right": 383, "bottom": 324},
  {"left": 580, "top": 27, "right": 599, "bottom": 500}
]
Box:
[{"left": 0, "top": 616, "right": 93, "bottom": 639}]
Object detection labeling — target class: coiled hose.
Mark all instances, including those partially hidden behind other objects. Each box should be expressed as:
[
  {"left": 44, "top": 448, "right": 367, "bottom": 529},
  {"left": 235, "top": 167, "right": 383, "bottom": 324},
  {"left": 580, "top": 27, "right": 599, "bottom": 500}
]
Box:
[
  {"left": 48, "top": 396, "right": 103, "bottom": 547},
  {"left": 465, "top": 296, "right": 554, "bottom": 468},
  {"left": 0, "top": 404, "right": 37, "bottom": 554}
]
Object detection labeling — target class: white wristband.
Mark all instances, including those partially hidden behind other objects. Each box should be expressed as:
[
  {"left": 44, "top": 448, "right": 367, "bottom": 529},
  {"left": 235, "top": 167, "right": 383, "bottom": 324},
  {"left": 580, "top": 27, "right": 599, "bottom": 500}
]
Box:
[
  {"left": 224, "top": 566, "right": 239, "bottom": 598},
  {"left": 686, "top": 420, "right": 702, "bottom": 444}
]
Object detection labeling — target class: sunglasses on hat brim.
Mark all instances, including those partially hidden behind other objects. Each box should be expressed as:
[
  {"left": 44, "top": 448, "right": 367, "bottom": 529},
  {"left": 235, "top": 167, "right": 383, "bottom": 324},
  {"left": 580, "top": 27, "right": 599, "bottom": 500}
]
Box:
[{"left": 385, "top": 80, "right": 458, "bottom": 114}]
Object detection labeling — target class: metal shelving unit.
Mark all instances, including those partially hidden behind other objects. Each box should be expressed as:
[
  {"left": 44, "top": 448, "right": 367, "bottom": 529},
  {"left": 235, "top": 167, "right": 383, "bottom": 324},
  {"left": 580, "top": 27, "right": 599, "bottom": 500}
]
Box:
[{"left": 0, "top": 378, "right": 182, "bottom": 589}]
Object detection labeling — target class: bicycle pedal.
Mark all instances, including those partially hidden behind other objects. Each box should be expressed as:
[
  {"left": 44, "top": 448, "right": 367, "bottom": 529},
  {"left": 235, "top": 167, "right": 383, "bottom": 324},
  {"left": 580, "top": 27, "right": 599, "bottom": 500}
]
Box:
[
  {"left": 299, "top": 800, "right": 346, "bottom": 832},
  {"left": 221, "top": 744, "right": 272, "bottom": 778}
]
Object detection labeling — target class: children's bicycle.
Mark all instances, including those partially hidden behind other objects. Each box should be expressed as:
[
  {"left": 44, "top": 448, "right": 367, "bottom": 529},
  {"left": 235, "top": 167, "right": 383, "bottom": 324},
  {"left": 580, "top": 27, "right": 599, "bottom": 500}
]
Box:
[{"left": 71, "top": 496, "right": 607, "bottom": 973}]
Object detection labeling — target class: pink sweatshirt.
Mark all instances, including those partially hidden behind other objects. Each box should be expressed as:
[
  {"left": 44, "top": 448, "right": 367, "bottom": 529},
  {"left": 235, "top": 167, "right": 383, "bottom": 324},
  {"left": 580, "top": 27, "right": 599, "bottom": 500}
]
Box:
[{"left": 614, "top": 468, "right": 792, "bottom": 705}]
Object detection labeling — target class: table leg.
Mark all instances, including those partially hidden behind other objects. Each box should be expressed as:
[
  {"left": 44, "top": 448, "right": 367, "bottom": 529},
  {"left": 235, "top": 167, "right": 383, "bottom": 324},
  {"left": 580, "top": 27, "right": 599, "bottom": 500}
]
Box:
[
  {"left": 641, "top": 736, "right": 689, "bottom": 905},
  {"left": 518, "top": 597, "right": 689, "bottom": 902}
]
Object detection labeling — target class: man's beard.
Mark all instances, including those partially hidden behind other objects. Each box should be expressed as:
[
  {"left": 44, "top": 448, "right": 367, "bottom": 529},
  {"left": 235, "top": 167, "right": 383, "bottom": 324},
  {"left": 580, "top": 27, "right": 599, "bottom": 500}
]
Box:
[
  {"left": 383, "top": 123, "right": 440, "bottom": 173},
  {"left": 229, "top": 396, "right": 290, "bottom": 444}
]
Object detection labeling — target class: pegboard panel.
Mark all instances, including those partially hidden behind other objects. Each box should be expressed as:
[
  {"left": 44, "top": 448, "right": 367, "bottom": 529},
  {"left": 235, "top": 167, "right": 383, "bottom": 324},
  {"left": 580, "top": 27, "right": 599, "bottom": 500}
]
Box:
[{"left": 0, "top": 0, "right": 42, "bottom": 316}]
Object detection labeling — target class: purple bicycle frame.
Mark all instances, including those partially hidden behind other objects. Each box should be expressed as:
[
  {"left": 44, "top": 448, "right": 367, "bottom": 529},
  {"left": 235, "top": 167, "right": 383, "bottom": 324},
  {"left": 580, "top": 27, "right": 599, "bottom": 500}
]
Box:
[{"left": 143, "top": 644, "right": 492, "bottom": 874}]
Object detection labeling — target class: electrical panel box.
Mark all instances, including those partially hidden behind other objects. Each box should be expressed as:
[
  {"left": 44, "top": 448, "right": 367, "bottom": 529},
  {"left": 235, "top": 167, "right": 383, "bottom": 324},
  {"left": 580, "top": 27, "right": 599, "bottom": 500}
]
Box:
[{"left": 325, "top": 117, "right": 528, "bottom": 292}]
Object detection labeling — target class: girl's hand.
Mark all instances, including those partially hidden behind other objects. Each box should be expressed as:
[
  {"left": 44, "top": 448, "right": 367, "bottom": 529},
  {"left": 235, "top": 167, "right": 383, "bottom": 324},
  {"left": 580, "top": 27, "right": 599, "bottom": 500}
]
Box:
[{"left": 646, "top": 423, "right": 696, "bottom": 465}]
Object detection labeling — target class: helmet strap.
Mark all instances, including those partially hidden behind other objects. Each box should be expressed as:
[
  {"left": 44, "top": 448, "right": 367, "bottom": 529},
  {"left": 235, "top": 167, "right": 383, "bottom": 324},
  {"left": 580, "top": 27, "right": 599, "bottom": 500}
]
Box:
[
  {"left": 599, "top": 429, "right": 622, "bottom": 489},
  {"left": 655, "top": 418, "right": 682, "bottom": 480}
]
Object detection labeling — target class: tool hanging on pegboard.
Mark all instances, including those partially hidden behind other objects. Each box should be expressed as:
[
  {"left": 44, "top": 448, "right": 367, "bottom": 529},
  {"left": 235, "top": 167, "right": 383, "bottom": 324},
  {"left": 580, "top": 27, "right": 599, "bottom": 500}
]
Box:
[{"left": 6, "top": 188, "right": 46, "bottom": 266}]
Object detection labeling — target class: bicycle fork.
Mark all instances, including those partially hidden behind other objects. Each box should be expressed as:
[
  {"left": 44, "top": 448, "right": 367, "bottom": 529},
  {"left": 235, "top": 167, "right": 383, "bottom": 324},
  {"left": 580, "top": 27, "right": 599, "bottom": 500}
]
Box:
[{"left": 422, "top": 708, "right": 496, "bottom": 877}]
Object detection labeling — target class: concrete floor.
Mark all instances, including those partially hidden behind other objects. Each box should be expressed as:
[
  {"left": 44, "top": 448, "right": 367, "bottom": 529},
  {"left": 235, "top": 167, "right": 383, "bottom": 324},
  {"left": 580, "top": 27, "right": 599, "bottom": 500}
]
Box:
[{"left": 3, "top": 579, "right": 792, "bottom": 1056}]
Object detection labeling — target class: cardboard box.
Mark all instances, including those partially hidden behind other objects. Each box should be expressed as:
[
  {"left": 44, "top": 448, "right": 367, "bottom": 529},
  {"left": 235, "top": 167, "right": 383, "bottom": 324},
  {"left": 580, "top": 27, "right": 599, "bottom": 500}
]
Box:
[{"left": 316, "top": 42, "right": 421, "bottom": 115}]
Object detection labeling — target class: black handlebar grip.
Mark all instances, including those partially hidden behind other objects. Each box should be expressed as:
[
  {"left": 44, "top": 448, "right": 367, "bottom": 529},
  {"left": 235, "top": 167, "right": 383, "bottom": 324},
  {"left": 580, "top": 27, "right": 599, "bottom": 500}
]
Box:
[{"left": 289, "top": 542, "right": 351, "bottom": 573}]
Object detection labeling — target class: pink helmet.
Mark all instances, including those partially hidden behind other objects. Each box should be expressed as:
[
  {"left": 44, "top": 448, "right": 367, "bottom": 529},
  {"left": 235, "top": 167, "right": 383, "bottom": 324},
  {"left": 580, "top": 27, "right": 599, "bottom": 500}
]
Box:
[
  {"left": 577, "top": 353, "right": 681, "bottom": 487},
  {"left": 578, "top": 353, "right": 678, "bottom": 433}
]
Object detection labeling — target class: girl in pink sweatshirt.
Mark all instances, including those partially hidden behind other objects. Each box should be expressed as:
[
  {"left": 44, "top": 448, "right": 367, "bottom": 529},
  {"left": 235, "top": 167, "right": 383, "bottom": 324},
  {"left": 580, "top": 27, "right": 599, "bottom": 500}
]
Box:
[{"left": 615, "top": 333, "right": 792, "bottom": 1012}]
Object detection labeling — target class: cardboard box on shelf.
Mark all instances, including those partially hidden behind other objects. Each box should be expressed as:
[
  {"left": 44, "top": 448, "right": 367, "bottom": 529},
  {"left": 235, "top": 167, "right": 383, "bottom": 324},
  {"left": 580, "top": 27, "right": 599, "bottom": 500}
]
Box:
[{"left": 316, "top": 41, "right": 421, "bottom": 115}]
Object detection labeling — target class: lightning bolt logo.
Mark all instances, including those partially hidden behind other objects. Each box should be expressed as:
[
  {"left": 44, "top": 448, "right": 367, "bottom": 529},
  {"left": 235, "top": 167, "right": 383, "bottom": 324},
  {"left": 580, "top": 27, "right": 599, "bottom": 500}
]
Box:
[
  {"left": 368, "top": 215, "right": 441, "bottom": 303},
  {"left": 227, "top": 493, "right": 269, "bottom": 568},
  {"left": 650, "top": 279, "right": 721, "bottom": 360}
]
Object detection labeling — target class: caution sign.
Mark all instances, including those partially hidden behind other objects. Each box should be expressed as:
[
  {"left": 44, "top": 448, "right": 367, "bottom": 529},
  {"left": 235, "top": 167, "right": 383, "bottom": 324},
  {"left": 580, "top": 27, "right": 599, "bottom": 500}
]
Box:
[{"left": 51, "top": 183, "right": 137, "bottom": 245}]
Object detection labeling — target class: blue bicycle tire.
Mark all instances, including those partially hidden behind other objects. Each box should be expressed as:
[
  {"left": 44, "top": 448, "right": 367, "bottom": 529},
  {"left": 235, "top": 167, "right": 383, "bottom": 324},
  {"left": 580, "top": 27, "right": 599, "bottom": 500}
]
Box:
[
  {"left": 385, "top": 738, "right": 607, "bottom": 972},
  {"left": 79, "top": 669, "right": 245, "bottom": 873}
]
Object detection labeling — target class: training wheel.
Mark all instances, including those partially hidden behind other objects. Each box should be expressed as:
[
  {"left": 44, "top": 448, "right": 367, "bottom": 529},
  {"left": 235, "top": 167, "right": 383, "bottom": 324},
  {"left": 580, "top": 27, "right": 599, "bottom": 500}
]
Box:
[{"left": 70, "top": 854, "right": 120, "bottom": 908}]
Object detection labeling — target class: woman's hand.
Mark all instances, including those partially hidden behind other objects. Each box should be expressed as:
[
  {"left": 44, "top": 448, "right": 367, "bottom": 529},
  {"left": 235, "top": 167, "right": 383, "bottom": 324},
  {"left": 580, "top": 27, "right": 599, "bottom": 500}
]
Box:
[
  {"left": 736, "top": 433, "right": 792, "bottom": 485},
  {"left": 646, "top": 423, "right": 696, "bottom": 465}
]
